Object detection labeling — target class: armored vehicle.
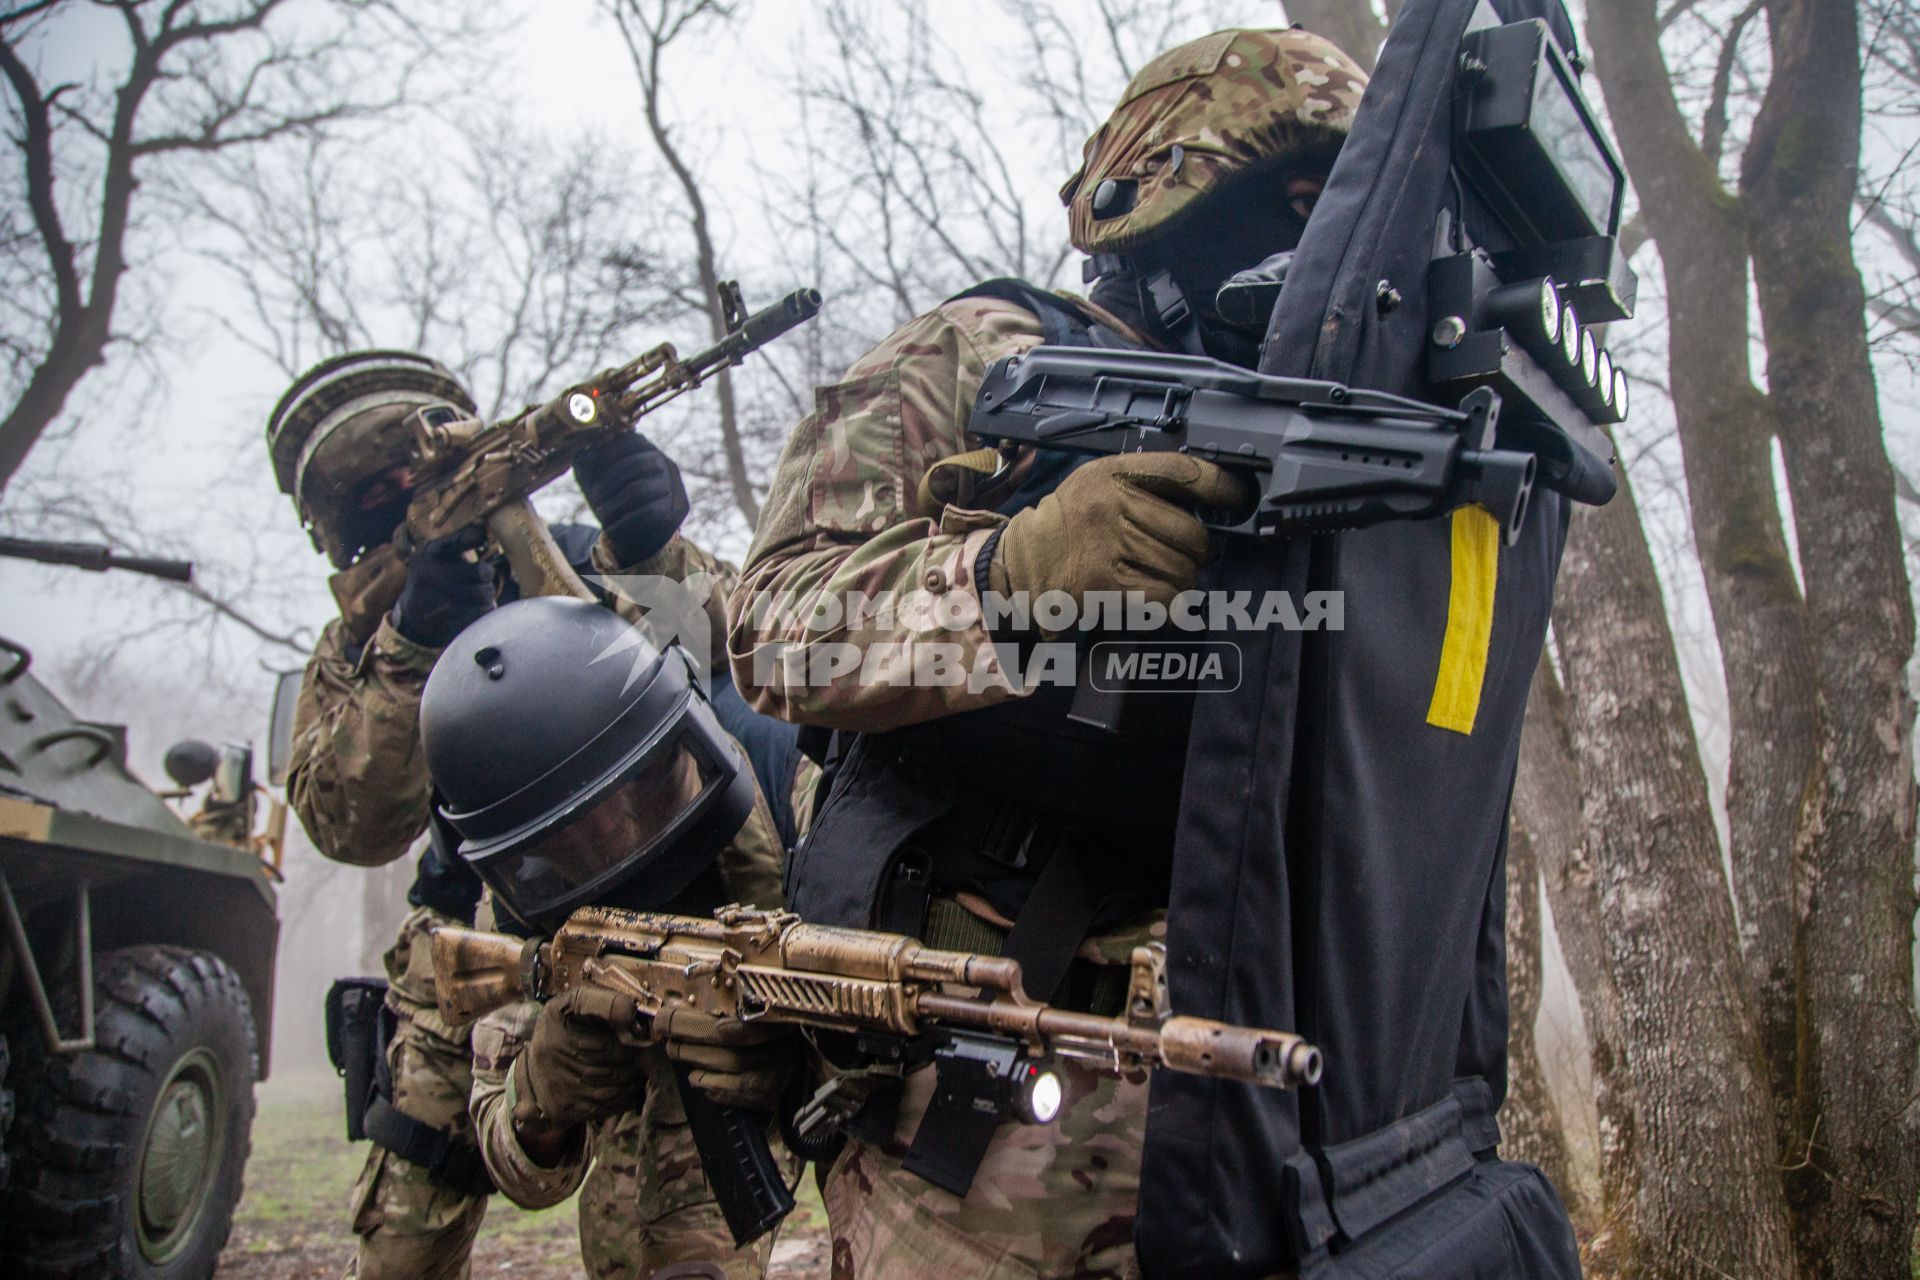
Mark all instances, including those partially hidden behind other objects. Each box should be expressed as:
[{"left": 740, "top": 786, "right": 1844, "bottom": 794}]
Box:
[{"left": 0, "top": 539, "right": 283, "bottom": 1279}]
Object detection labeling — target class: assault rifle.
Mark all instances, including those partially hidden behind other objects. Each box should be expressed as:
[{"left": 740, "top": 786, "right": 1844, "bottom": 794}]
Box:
[
  {"left": 969, "top": 347, "right": 1554, "bottom": 546},
  {"left": 967, "top": 347, "right": 1618, "bottom": 730},
  {"left": 399, "top": 283, "right": 820, "bottom": 599},
  {"left": 433, "top": 904, "right": 1322, "bottom": 1245}
]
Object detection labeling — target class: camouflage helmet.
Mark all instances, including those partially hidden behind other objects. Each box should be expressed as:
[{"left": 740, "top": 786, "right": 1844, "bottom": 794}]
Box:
[
  {"left": 1061, "top": 28, "right": 1369, "bottom": 257},
  {"left": 266, "top": 350, "right": 475, "bottom": 567}
]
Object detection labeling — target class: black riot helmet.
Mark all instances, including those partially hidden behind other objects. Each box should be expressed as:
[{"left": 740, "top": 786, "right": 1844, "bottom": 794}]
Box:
[{"left": 420, "top": 596, "right": 755, "bottom": 932}]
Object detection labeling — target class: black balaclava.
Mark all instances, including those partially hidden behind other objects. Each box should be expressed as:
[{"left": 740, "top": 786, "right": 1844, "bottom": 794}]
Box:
[{"left": 1116, "top": 153, "right": 1336, "bottom": 368}]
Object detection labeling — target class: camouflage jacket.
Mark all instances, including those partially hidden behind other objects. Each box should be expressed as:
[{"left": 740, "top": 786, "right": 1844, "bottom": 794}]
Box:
[
  {"left": 288, "top": 530, "right": 737, "bottom": 868},
  {"left": 467, "top": 1000, "right": 596, "bottom": 1208},
  {"left": 727, "top": 295, "right": 1148, "bottom": 732}
]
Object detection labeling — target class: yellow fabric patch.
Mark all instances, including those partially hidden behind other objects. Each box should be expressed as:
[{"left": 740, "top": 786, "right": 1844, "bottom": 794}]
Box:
[
  {"left": 0, "top": 796, "right": 52, "bottom": 842},
  {"left": 1426, "top": 507, "right": 1501, "bottom": 736}
]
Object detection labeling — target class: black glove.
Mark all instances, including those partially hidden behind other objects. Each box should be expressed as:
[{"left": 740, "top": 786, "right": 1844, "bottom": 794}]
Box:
[
  {"left": 573, "top": 432, "right": 689, "bottom": 566},
  {"left": 390, "top": 527, "right": 495, "bottom": 648}
]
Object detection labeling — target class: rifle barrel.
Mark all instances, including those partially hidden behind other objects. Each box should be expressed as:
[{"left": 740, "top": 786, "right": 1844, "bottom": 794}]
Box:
[
  {"left": 0, "top": 536, "right": 194, "bottom": 583},
  {"left": 685, "top": 288, "right": 824, "bottom": 379}
]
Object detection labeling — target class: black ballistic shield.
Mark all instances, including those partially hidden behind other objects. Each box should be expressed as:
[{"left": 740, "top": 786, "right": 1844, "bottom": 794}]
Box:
[{"left": 1136, "top": 1, "right": 1592, "bottom": 1274}]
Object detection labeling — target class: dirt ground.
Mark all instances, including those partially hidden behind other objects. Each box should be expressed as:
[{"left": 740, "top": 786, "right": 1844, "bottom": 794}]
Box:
[{"left": 217, "top": 1072, "right": 829, "bottom": 1279}]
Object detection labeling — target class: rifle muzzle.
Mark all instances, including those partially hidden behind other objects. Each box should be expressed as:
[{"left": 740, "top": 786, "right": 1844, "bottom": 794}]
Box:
[
  {"left": 1159, "top": 1017, "right": 1323, "bottom": 1089},
  {"left": 739, "top": 288, "right": 823, "bottom": 352}
]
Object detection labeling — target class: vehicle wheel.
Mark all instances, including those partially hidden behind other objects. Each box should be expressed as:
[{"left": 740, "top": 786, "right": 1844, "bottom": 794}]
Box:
[{"left": 1, "top": 946, "right": 257, "bottom": 1279}]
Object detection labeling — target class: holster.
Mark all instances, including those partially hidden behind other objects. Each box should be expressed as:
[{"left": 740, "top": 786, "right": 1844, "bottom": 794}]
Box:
[
  {"left": 324, "top": 976, "right": 496, "bottom": 1198},
  {"left": 325, "top": 977, "right": 390, "bottom": 1143}
]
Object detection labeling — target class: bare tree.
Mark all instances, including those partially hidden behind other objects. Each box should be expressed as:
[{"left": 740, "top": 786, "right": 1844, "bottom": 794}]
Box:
[
  {"left": 786, "top": 0, "right": 1259, "bottom": 329},
  {"left": 196, "top": 117, "right": 680, "bottom": 417},
  {"left": 603, "top": 0, "right": 767, "bottom": 528},
  {"left": 1564, "top": 2, "right": 1920, "bottom": 1273},
  {"left": 7, "top": 107, "right": 680, "bottom": 687},
  {"left": 0, "top": 0, "right": 463, "bottom": 496}
]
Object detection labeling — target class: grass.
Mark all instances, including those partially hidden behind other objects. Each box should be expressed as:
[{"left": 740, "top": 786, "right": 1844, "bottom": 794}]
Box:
[
  {"left": 224, "top": 1069, "right": 825, "bottom": 1278},
  {"left": 224, "top": 1069, "right": 583, "bottom": 1274}
]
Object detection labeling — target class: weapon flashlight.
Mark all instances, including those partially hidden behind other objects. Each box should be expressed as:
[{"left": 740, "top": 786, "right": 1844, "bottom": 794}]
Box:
[{"left": 1012, "top": 1061, "right": 1065, "bottom": 1125}]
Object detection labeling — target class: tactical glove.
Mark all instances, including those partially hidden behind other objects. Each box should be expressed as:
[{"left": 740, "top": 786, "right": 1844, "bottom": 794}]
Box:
[
  {"left": 654, "top": 1005, "right": 794, "bottom": 1112},
  {"left": 511, "top": 987, "right": 649, "bottom": 1136},
  {"left": 574, "top": 432, "right": 690, "bottom": 566},
  {"left": 390, "top": 527, "right": 496, "bottom": 648},
  {"left": 986, "top": 452, "right": 1249, "bottom": 629}
]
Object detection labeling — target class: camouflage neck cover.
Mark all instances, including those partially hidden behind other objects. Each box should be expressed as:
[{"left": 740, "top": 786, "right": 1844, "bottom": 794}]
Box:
[{"left": 1061, "top": 28, "right": 1370, "bottom": 258}]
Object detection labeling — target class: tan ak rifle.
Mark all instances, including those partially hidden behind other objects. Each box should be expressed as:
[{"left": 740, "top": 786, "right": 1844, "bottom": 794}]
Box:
[{"left": 432, "top": 903, "right": 1323, "bottom": 1092}]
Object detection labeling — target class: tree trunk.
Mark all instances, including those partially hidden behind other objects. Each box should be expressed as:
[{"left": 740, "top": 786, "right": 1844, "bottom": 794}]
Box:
[
  {"left": 1742, "top": 2, "right": 1920, "bottom": 1271},
  {"left": 1587, "top": 0, "right": 1820, "bottom": 1161},
  {"left": 1514, "top": 655, "right": 1634, "bottom": 1252},
  {"left": 1501, "top": 811, "right": 1585, "bottom": 1225},
  {"left": 618, "top": 4, "right": 764, "bottom": 530},
  {"left": 1553, "top": 479, "right": 1795, "bottom": 1278}
]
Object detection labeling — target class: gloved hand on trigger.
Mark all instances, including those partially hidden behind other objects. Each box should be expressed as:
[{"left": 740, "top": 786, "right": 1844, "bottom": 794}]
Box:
[
  {"left": 511, "top": 987, "right": 650, "bottom": 1137},
  {"left": 390, "top": 527, "right": 496, "bottom": 648},
  {"left": 654, "top": 1005, "right": 794, "bottom": 1112},
  {"left": 986, "top": 452, "right": 1250, "bottom": 628},
  {"left": 574, "top": 432, "right": 690, "bottom": 566}
]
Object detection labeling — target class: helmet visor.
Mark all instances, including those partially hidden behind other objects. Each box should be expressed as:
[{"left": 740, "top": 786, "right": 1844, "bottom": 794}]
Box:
[{"left": 474, "top": 731, "right": 723, "bottom": 926}]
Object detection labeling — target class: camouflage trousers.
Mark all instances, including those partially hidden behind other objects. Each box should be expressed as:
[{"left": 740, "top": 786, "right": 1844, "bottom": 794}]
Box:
[
  {"left": 823, "top": 1059, "right": 1148, "bottom": 1280},
  {"left": 343, "top": 907, "right": 488, "bottom": 1280},
  {"left": 576, "top": 1051, "right": 778, "bottom": 1279}
]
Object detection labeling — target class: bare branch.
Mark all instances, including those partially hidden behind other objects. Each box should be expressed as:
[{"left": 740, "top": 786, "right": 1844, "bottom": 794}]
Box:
[
  {"left": 605, "top": 0, "right": 761, "bottom": 527},
  {"left": 1659, "top": 0, "right": 1708, "bottom": 32},
  {"left": 0, "top": 42, "right": 80, "bottom": 323},
  {"left": 1700, "top": 0, "right": 1765, "bottom": 168}
]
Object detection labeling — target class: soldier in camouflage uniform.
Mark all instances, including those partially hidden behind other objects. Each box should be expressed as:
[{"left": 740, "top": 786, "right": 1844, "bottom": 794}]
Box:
[
  {"left": 727, "top": 30, "right": 1366, "bottom": 1279},
  {"left": 268, "top": 351, "right": 784, "bottom": 1279},
  {"left": 422, "top": 594, "right": 799, "bottom": 1280}
]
